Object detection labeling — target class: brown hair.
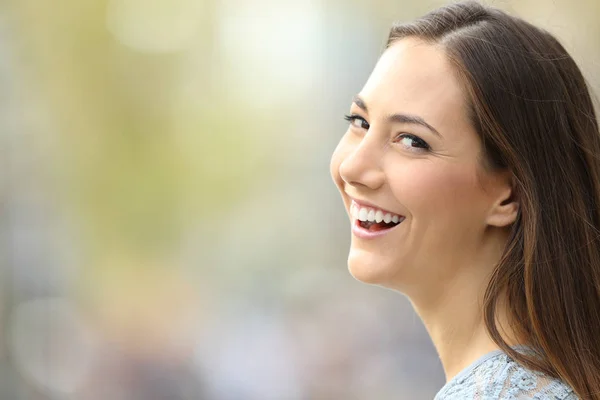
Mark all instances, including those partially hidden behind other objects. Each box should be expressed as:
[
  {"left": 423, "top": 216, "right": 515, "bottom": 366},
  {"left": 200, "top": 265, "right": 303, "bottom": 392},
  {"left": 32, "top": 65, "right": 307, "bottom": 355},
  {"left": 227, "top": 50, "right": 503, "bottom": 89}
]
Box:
[{"left": 386, "top": 1, "right": 600, "bottom": 398}]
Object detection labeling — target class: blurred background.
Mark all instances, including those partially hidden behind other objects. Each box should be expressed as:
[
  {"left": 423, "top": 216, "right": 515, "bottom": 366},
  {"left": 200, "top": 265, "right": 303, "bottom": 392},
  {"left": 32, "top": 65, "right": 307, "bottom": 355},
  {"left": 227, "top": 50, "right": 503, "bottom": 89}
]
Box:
[{"left": 0, "top": 0, "right": 598, "bottom": 398}]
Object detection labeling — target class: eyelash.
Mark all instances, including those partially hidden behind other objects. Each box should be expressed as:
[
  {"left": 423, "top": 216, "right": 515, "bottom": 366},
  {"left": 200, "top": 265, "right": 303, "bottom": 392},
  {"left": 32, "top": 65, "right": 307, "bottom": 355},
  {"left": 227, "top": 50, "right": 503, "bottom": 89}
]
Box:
[{"left": 343, "top": 114, "right": 431, "bottom": 152}]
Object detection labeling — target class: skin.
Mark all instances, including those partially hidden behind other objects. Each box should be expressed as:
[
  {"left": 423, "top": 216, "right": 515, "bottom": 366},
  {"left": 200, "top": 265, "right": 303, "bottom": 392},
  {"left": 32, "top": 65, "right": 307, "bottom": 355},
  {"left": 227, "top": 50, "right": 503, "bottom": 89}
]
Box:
[{"left": 329, "top": 37, "right": 522, "bottom": 383}]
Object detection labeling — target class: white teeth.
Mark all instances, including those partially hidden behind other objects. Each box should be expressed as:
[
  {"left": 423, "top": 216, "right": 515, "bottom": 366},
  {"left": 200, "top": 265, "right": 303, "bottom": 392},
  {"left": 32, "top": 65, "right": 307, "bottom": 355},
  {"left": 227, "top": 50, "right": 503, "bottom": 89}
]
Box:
[
  {"left": 358, "top": 208, "right": 368, "bottom": 221},
  {"left": 367, "top": 209, "right": 375, "bottom": 222},
  {"left": 352, "top": 202, "right": 404, "bottom": 225}
]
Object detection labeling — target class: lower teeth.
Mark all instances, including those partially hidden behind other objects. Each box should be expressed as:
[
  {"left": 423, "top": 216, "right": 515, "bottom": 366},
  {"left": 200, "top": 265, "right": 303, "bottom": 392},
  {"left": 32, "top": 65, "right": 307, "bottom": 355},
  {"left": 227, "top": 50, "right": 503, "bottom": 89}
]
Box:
[{"left": 359, "top": 220, "right": 400, "bottom": 231}]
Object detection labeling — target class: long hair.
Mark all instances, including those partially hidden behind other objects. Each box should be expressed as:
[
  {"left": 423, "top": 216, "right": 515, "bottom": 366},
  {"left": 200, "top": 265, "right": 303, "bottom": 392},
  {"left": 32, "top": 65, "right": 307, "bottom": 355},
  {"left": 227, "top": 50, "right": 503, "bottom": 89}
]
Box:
[{"left": 386, "top": 1, "right": 600, "bottom": 398}]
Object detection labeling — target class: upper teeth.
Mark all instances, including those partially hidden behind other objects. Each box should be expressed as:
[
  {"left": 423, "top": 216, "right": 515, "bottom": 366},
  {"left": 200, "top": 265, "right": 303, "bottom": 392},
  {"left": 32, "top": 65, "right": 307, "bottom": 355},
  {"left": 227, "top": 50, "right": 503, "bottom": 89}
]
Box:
[{"left": 351, "top": 202, "right": 403, "bottom": 224}]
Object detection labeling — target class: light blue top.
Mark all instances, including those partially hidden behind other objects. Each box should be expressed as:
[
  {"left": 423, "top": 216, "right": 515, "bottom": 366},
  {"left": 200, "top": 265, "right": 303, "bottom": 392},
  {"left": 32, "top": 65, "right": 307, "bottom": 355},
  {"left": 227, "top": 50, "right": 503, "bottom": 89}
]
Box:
[{"left": 434, "top": 345, "right": 579, "bottom": 399}]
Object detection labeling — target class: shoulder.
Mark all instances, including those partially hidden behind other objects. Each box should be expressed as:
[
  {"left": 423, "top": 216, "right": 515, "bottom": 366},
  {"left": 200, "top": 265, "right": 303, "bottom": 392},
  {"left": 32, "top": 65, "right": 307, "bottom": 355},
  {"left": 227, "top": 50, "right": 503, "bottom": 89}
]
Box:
[{"left": 435, "top": 352, "right": 578, "bottom": 400}]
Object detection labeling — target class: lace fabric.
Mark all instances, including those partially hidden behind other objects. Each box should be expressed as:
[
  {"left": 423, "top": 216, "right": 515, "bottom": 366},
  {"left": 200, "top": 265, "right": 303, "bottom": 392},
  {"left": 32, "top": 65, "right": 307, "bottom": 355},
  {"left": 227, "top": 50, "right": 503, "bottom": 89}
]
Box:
[{"left": 434, "top": 347, "right": 578, "bottom": 400}]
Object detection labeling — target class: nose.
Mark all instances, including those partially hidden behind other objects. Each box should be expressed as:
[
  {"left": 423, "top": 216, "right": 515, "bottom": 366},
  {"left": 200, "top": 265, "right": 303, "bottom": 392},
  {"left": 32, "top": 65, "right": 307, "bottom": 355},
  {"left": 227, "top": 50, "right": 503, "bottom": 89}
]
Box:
[{"left": 339, "top": 134, "right": 385, "bottom": 190}]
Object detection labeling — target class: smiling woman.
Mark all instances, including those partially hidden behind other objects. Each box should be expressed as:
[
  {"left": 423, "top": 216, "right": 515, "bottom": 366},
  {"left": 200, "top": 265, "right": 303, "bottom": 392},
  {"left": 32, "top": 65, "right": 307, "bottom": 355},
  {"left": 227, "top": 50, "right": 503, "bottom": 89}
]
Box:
[{"left": 330, "top": 1, "right": 600, "bottom": 399}]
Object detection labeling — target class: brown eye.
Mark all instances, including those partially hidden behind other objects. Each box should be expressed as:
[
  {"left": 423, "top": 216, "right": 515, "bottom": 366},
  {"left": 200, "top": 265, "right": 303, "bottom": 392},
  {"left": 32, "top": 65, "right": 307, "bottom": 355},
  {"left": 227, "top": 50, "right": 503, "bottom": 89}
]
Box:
[
  {"left": 395, "top": 133, "right": 431, "bottom": 152},
  {"left": 344, "top": 114, "right": 370, "bottom": 130}
]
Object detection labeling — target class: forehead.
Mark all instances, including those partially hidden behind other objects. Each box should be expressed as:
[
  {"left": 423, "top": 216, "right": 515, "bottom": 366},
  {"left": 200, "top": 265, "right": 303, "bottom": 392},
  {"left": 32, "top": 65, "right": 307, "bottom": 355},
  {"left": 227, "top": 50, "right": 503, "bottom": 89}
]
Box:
[{"left": 359, "top": 37, "right": 469, "bottom": 133}]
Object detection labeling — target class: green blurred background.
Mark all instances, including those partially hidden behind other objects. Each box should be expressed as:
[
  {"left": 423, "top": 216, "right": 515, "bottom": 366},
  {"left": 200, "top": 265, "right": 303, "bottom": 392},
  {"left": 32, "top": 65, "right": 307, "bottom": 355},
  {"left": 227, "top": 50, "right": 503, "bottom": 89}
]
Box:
[{"left": 0, "top": 0, "right": 598, "bottom": 398}]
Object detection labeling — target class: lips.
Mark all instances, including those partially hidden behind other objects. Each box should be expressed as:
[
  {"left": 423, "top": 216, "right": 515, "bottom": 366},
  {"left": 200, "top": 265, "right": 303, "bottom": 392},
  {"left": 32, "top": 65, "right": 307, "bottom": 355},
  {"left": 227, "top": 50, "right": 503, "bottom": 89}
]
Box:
[{"left": 349, "top": 198, "right": 402, "bottom": 218}]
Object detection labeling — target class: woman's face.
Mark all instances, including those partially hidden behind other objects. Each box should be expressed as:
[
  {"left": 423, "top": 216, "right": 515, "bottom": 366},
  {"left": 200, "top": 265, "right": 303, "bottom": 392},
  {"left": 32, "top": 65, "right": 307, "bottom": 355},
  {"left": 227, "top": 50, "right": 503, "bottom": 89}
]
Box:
[{"left": 330, "top": 37, "right": 508, "bottom": 292}]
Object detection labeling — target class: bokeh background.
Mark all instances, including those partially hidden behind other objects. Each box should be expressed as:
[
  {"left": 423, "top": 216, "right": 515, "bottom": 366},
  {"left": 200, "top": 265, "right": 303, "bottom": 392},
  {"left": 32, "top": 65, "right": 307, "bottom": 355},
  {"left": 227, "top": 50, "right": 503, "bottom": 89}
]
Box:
[{"left": 0, "top": 0, "right": 598, "bottom": 399}]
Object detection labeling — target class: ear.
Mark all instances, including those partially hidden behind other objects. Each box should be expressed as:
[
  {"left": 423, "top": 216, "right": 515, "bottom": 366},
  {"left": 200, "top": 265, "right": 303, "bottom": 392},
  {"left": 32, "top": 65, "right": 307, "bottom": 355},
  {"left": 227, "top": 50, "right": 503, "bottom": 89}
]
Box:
[{"left": 485, "top": 174, "right": 519, "bottom": 228}]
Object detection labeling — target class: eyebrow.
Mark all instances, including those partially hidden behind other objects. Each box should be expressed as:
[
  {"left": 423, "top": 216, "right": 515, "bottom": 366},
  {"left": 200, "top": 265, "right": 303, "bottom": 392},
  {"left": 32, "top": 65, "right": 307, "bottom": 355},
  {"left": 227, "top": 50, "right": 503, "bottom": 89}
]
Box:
[{"left": 352, "top": 95, "right": 442, "bottom": 138}]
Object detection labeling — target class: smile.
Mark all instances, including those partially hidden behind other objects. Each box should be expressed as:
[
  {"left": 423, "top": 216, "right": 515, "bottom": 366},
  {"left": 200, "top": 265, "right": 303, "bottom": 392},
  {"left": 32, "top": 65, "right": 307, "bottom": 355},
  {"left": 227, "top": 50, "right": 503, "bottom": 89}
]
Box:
[{"left": 350, "top": 200, "right": 405, "bottom": 238}]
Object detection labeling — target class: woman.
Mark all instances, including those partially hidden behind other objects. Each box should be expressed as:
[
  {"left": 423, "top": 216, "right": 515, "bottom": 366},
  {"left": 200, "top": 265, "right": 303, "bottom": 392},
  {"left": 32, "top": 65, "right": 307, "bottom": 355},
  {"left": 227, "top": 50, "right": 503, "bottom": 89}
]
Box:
[{"left": 330, "top": 1, "right": 600, "bottom": 399}]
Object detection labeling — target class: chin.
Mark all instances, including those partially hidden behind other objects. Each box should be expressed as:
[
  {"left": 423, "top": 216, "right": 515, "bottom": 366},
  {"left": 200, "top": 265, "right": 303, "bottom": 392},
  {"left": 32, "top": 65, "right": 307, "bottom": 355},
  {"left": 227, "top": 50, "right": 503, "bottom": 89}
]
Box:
[{"left": 347, "top": 250, "right": 398, "bottom": 287}]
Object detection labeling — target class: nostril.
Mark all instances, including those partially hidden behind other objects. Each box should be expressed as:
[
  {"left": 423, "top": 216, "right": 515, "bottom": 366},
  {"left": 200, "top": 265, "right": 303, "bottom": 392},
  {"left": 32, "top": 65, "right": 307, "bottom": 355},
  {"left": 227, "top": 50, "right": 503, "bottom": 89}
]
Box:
[{"left": 338, "top": 145, "right": 385, "bottom": 190}]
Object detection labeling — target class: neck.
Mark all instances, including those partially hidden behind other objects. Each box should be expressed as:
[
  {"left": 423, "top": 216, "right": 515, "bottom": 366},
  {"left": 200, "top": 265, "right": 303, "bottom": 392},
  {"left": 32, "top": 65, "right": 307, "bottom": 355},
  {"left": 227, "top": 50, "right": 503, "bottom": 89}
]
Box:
[
  {"left": 405, "top": 229, "right": 522, "bottom": 383},
  {"left": 412, "top": 285, "right": 516, "bottom": 383}
]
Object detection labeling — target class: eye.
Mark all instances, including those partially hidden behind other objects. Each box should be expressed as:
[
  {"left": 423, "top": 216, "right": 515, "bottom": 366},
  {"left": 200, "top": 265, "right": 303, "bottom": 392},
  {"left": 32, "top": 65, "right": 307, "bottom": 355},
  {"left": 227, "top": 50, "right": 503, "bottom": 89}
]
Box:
[
  {"left": 344, "top": 114, "right": 369, "bottom": 130},
  {"left": 395, "top": 133, "right": 431, "bottom": 152}
]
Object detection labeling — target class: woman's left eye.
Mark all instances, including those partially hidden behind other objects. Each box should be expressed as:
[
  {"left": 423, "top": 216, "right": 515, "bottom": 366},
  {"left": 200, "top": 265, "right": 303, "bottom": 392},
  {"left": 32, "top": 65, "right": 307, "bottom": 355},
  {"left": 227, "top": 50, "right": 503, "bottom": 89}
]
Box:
[{"left": 395, "top": 134, "right": 431, "bottom": 152}]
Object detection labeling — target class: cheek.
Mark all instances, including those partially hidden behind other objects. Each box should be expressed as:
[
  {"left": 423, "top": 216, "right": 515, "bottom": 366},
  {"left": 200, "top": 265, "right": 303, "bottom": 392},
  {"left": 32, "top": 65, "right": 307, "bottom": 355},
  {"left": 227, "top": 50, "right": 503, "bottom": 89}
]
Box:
[{"left": 388, "top": 160, "right": 484, "bottom": 222}]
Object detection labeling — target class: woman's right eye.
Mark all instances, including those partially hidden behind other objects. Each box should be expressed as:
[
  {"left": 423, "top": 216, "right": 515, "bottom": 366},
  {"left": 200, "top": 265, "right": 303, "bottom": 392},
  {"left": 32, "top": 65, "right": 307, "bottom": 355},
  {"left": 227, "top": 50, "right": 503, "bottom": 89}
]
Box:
[{"left": 344, "top": 114, "right": 370, "bottom": 130}]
